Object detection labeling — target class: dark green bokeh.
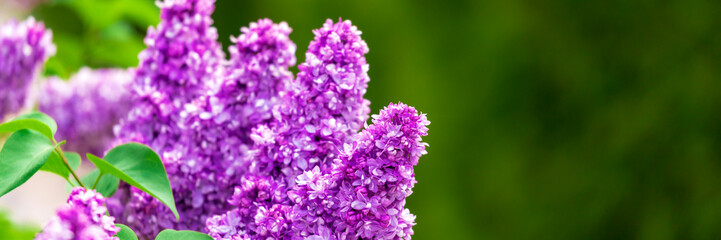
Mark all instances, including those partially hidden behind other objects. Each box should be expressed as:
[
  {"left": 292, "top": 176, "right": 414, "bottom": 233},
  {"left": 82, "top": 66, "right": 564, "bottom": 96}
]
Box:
[{"left": 23, "top": 0, "right": 721, "bottom": 239}]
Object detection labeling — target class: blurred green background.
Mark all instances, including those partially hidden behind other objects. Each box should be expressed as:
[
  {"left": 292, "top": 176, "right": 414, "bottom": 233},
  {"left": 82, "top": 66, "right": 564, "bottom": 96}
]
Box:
[{"left": 6, "top": 0, "right": 721, "bottom": 239}]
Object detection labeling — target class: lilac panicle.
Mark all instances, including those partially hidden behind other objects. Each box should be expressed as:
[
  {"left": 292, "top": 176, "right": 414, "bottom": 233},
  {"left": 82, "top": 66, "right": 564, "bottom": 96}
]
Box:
[
  {"left": 35, "top": 187, "right": 120, "bottom": 240},
  {"left": 205, "top": 18, "right": 372, "bottom": 239},
  {"left": 247, "top": 18, "right": 371, "bottom": 181},
  {"left": 38, "top": 68, "right": 133, "bottom": 156},
  {"left": 292, "top": 18, "right": 370, "bottom": 134},
  {"left": 115, "top": 0, "right": 224, "bottom": 145},
  {"left": 220, "top": 18, "right": 296, "bottom": 128},
  {"left": 181, "top": 18, "right": 297, "bottom": 180},
  {"left": 0, "top": 17, "right": 55, "bottom": 119},
  {"left": 109, "top": 5, "right": 297, "bottom": 237},
  {"left": 109, "top": 0, "right": 226, "bottom": 236},
  {"left": 290, "top": 102, "right": 429, "bottom": 240},
  {"left": 197, "top": 19, "right": 296, "bottom": 239},
  {"left": 205, "top": 175, "right": 291, "bottom": 240}
]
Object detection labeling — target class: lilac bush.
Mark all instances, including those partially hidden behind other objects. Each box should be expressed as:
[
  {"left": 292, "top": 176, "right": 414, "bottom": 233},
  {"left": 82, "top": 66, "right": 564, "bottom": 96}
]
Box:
[
  {"left": 38, "top": 68, "right": 133, "bottom": 156},
  {"left": 0, "top": 17, "right": 55, "bottom": 119},
  {"left": 2, "top": 0, "right": 429, "bottom": 239},
  {"left": 108, "top": 0, "right": 430, "bottom": 238}
]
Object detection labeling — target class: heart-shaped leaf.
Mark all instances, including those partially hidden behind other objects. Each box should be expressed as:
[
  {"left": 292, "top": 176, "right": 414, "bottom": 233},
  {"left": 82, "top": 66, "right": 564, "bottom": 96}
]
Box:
[
  {"left": 115, "top": 224, "right": 138, "bottom": 240},
  {"left": 0, "top": 130, "right": 57, "bottom": 197},
  {"left": 87, "top": 143, "right": 178, "bottom": 220},
  {"left": 40, "top": 151, "right": 81, "bottom": 180},
  {"left": 0, "top": 112, "right": 57, "bottom": 140},
  {"left": 155, "top": 229, "right": 212, "bottom": 240},
  {"left": 66, "top": 169, "right": 120, "bottom": 198}
]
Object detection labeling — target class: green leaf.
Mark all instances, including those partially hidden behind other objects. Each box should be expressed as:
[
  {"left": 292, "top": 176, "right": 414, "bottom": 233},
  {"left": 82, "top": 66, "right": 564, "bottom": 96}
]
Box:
[
  {"left": 87, "top": 143, "right": 178, "bottom": 220},
  {"left": 67, "top": 169, "right": 119, "bottom": 197},
  {"left": 0, "top": 130, "right": 57, "bottom": 197},
  {"left": 40, "top": 151, "right": 81, "bottom": 180},
  {"left": 0, "top": 112, "right": 57, "bottom": 140},
  {"left": 155, "top": 229, "right": 212, "bottom": 240},
  {"left": 115, "top": 224, "right": 138, "bottom": 240}
]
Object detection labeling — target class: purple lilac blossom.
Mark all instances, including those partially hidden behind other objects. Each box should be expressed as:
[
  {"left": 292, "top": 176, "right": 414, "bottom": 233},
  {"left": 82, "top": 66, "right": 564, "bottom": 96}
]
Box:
[
  {"left": 204, "top": 19, "right": 373, "bottom": 240},
  {"left": 179, "top": 18, "right": 296, "bottom": 183},
  {"left": 246, "top": 18, "right": 371, "bottom": 183},
  {"left": 35, "top": 187, "right": 120, "bottom": 240},
  {"left": 108, "top": 1, "right": 298, "bottom": 237},
  {"left": 290, "top": 102, "right": 429, "bottom": 240},
  {"left": 205, "top": 175, "right": 290, "bottom": 240},
  {"left": 0, "top": 17, "right": 55, "bottom": 119},
  {"left": 38, "top": 68, "right": 133, "bottom": 156},
  {"left": 108, "top": 0, "right": 226, "bottom": 236}
]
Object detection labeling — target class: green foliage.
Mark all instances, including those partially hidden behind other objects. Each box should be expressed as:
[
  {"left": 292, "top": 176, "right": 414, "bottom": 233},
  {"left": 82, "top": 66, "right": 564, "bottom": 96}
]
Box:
[
  {"left": 0, "top": 112, "right": 57, "bottom": 140},
  {"left": 40, "top": 151, "right": 81, "bottom": 180},
  {"left": 32, "top": 0, "right": 158, "bottom": 78},
  {"left": 155, "top": 229, "right": 213, "bottom": 240},
  {"left": 0, "top": 210, "right": 39, "bottom": 240},
  {"left": 87, "top": 143, "right": 178, "bottom": 220},
  {"left": 0, "top": 112, "right": 175, "bottom": 228},
  {"left": 67, "top": 169, "right": 119, "bottom": 198},
  {"left": 0, "top": 130, "right": 58, "bottom": 197},
  {"left": 115, "top": 224, "right": 139, "bottom": 240}
]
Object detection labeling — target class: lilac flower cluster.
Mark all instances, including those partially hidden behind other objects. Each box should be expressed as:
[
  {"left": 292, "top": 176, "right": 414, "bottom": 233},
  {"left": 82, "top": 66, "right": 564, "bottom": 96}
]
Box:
[
  {"left": 108, "top": 0, "right": 298, "bottom": 237},
  {"left": 245, "top": 18, "right": 371, "bottom": 180},
  {"left": 108, "top": 0, "right": 226, "bottom": 236},
  {"left": 35, "top": 187, "right": 120, "bottom": 240},
  {"left": 204, "top": 19, "right": 375, "bottom": 240},
  {"left": 0, "top": 17, "right": 55, "bottom": 119},
  {"left": 38, "top": 68, "right": 133, "bottom": 156},
  {"left": 290, "top": 103, "right": 429, "bottom": 239},
  {"left": 108, "top": 0, "right": 429, "bottom": 239}
]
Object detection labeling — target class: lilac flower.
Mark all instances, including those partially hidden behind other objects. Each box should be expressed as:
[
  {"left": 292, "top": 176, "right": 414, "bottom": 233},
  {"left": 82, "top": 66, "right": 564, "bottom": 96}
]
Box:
[
  {"left": 290, "top": 102, "right": 429, "bottom": 240},
  {"left": 205, "top": 175, "right": 291, "bottom": 240},
  {"left": 0, "top": 17, "right": 55, "bottom": 119},
  {"left": 219, "top": 18, "right": 296, "bottom": 128},
  {"left": 104, "top": 1, "right": 430, "bottom": 237},
  {"left": 109, "top": 1, "right": 297, "bottom": 236},
  {"left": 247, "top": 18, "right": 371, "bottom": 182},
  {"left": 38, "top": 68, "right": 133, "bottom": 156},
  {"left": 177, "top": 18, "right": 297, "bottom": 182},
  {"left": 36, "top": 187, "right": 120, "bottom": 240},
  {"left": 115, "top": 0, "right": 224, "bottom": 144},
  {"left": 109, "top": 0, "right": 226, "bottom": 236},
  {"left": 204, "top": 18, "right": 372, "bottom": 239}
]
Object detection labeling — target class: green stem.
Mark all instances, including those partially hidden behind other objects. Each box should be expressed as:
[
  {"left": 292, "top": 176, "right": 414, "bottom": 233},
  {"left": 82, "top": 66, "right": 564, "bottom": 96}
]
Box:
[
  {"left": 92, "top": 173, "right": 103, "bottom": 189},
  {"left": 54, "top": 145, "right": 85, "bottom": 188}
]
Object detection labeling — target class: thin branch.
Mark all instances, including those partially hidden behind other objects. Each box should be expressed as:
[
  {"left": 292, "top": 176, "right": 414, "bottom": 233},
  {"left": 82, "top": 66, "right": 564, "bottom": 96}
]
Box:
[
  {"left": 92, "top": 173, "right": 103, "bottom": 189},
  {"left": 55, "top": 146, "right": 85, "bottom": 188}
]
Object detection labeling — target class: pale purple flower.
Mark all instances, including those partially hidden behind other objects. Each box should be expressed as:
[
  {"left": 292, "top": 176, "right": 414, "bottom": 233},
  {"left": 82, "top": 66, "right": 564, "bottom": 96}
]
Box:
[
  {"left": 290, "top": 102, "right": 429, "bottom": 240},
  {"left": 0, "top": 17, "right": 55, "bottom": 118},
  {"left": 36, "top": 187, "right": 120, "bottom": 240},
  {"left": 205, "top": 175, "right": 291, "bottom": 240},
  {"left": 109, "top": 2, "right": 297, "bottom": 237},
  {"left": 246, "top": 18, "right": 371, "bottom": 184},
  {"left": 205, "top": 18, "right": 372, "bottom": 239},
  {"left": 38, "top": 68, "right": 133, "bottom": 156},
  {"left": 109, "top": 0, "right": 226, "bottom": 236}
]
